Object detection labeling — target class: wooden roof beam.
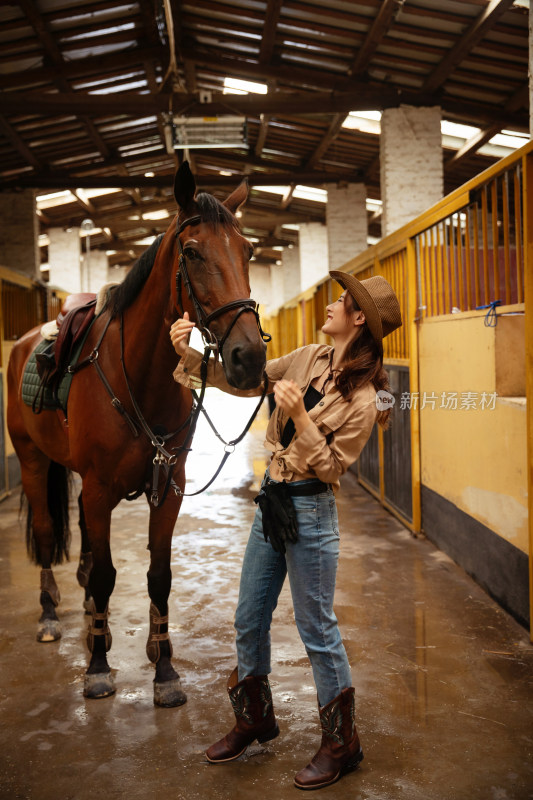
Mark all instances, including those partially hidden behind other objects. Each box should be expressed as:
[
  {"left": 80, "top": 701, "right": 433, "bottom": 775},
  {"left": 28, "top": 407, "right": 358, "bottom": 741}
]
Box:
[
  {"left": 280, "top": 185, "right": 296, "bottom": 210},
  {"left": 0, "top": 46, "right": 166, "bottom": 90},
  {"left": 350, "top": 0, "right": 404, "bottom": 76},
  {"left": 445, "top": 125, "right": 499, "bottom": 167},
  {"left": 0, "top": 88, "right": 527, "bottom": 127},
  {"left": 255, "top": 113, "right": 271, "bottom": 157},
  {"left": 0, "top": 116, "right": 42, "bottom": 170},
  {"left": 422, "top": 0, "right": 517, "bottom": 94},
  {"left": 17, "top": 0, "right": 113, "bottom": 162},
  {"left": 2, "top": 170, "right": 363, "bottom": 191},
  {"left": 259, "top": 0, "right": 284, "bottom": 64},
  {"left": 445, "top": 82, "right": 529, "bottom": 168},
  {"left": 304, "top": 113, "right": 346, "bottom": 170}
]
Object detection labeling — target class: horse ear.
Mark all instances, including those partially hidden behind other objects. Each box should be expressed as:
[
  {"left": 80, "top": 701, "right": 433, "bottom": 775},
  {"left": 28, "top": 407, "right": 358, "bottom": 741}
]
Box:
[
  {"left": 223, "top": 179, "right": 248, "bottom": 215},
  {"left": 174, "top": 161, "right": 196, "bottom": 211}
]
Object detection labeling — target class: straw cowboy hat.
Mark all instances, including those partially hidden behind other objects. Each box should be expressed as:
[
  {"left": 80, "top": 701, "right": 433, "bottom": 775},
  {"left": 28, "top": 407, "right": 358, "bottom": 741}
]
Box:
[{"left": 329, "top": 270, "right": 402, "bottom": 352}]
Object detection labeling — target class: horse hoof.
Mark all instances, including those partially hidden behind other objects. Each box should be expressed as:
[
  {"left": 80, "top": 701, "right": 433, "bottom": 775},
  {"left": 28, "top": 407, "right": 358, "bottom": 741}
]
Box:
[
  {"left": 154, "top": 678, "right": 187, "bottom": 707},
  {"left": 37, "top": 619, "right": 61, "bottom": 642},
  {"left": 83, "top": 672, "right": 116, "bottom": 699}
]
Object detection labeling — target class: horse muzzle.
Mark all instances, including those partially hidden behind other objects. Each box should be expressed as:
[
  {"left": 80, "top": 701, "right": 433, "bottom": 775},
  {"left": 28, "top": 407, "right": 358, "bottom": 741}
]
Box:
[{"left": 224, "top": 340, "right": 267, "bottom": 390}]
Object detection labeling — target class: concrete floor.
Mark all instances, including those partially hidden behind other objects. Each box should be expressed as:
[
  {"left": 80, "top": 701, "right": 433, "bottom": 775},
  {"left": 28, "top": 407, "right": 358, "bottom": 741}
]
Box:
[{"left": 1, "top": 393, "right": 532, "bottom": 800}]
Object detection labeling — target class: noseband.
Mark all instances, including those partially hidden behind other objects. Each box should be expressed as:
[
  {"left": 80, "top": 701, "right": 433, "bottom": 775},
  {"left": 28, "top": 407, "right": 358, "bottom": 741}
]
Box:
[{"left": 175, "top": 214, "right": 271, "bottom": 352}]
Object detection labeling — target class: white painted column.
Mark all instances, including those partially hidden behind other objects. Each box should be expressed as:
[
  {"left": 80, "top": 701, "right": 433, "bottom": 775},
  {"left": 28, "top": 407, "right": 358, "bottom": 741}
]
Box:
[
  {"left": 281, "top": 244, "right": 302, "bottom": 303},
  {"left": 380, "top": 105, "right": 443, "bottom": 236},
  {"left": 326, "top": 183, "right": 368, "bottom": 268},
  {"left": 82, "top": 249, "right": 109, "bottom": 293},
  {"left": 0, "top": 190, "right": 39, "bottom": 278},
  {"left": 48, "top": 227, "right": 82, "bottom": 293},
  {"left": 269, "top": 262, "right": 285, "bottom": 311},
  {"left": 249, "top": 262, "right": 272, "bottom": 311},
  {"left": 298, "top": 223, "right": 328, "bottom": 292}
]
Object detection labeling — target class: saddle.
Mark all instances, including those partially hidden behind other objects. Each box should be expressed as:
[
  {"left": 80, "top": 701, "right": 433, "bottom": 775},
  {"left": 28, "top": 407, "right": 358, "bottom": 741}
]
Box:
[{"left": 33, "top": 293, "right": 97, "bottom": 412}]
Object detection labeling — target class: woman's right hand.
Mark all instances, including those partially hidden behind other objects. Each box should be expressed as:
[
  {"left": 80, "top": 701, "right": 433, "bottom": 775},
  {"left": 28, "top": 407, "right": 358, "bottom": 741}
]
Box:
[{"left": 170, "top": 311, "right": 195, "bottom": 356}]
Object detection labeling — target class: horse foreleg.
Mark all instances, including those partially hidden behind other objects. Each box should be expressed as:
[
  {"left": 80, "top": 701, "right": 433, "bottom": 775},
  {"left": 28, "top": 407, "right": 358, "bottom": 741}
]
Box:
[
  {"left": 146, "top": 489, "right": 186, "bottom": 708},
  {"left": 75, "top": 492, "right": 93, "bottom": 613},
  {"left": 81, "top": 489, "right": 117, "bottom": 699}
]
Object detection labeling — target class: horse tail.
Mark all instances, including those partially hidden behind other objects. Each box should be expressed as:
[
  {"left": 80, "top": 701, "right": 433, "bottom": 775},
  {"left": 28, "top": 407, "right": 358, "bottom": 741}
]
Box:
[{"left": 25, "top": 461, "right": 72, "bottom": 566}]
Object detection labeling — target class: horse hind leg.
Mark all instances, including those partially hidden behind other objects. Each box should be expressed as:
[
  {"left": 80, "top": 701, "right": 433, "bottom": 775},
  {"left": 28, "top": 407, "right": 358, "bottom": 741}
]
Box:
[
  {"left": 20, "top": 452, "right": 71, "bottom": 643},
  {"left": 76, "top": 492, "right": 93, "bottom": 613},
  {"left": 81, "top": 485, "right": 117, "bottom": 699}
]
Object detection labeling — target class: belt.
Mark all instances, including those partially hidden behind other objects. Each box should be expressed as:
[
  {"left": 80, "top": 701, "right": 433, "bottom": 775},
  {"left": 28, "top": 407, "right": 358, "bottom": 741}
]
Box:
[{"left": 286, "top": 480, "right": 331, "bottom": 497}]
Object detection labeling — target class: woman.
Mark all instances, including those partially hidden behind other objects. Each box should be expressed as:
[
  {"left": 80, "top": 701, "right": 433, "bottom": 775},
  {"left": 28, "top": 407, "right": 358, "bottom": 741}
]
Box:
[{"left": 170, "top": 271, "right": 402, "bottom": 790}]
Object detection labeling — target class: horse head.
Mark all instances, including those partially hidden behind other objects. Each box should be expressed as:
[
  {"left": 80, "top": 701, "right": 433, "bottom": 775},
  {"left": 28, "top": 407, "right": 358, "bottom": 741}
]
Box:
[{"left": 173, "top": 162, "right": 267, "bottom": 390}]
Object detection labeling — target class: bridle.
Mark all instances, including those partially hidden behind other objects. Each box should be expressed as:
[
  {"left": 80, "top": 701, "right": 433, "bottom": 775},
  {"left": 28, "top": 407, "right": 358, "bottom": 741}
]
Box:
[
  {"left": 175, "top": 214, "right": 271, "bottom": 353},
  {"left": 68, "top": 211, "right": 272, "bottom": 507}
]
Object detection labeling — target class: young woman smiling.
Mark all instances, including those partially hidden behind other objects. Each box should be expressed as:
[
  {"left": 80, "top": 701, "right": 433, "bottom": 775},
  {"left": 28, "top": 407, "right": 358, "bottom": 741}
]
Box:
[{"left": 170, "top": 271, "right": 402, "bottom": 791}]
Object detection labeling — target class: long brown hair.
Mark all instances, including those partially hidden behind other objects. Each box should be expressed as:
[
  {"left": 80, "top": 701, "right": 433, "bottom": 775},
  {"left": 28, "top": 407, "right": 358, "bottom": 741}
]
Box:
[{"left": 335, "top": 293, "right": 392, "bottom": 429}]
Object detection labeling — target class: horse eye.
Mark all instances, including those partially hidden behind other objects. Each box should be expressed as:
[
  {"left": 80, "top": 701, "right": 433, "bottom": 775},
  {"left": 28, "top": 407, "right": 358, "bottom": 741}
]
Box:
[{"left": 184, "top": 247, "right": 200, "bottom": 260}]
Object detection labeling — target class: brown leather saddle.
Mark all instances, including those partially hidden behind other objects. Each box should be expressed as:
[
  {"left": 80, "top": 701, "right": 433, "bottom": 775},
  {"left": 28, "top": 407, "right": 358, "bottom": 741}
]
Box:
[{"left": 34, "top": 292, "right": 97, "bottom": 412}]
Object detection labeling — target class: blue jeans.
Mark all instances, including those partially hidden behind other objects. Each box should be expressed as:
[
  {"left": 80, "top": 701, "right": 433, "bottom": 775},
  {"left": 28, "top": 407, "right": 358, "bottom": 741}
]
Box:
[{"left": 234, "top": 475, "right": 352, "bottom": 707}]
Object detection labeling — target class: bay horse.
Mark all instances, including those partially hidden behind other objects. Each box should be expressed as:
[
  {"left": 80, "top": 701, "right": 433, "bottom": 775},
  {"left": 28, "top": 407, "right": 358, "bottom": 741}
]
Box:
[{"left": 6, "top": 162, "right": 267, "bottom": 706}]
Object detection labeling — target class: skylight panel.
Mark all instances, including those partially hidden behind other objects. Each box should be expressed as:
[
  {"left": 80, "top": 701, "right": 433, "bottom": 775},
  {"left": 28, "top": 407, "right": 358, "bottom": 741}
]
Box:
[
  {"left": 37, "top": 190, "right": 76, "bottom": 209},
  {"left": 489, "top": 131, "right": 529, "bottom": 150},
  {"left": 223, "top": 77, "right": 268, "bottom": 95},
  {"left": 440, "top": 120, "right": 480, "bottom": 139}
]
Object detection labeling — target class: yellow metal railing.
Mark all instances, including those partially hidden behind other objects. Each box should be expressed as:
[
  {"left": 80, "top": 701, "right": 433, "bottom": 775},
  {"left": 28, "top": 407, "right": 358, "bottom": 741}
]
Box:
[{"left": 263, "top": 139, "right": 533, "bottom": 636}]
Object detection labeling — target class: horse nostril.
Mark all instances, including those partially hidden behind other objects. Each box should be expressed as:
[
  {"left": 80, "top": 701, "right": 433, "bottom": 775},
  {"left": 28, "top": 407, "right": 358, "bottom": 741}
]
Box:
[{"left": 231, "top": 346, "right": 243, "bottom": 366}]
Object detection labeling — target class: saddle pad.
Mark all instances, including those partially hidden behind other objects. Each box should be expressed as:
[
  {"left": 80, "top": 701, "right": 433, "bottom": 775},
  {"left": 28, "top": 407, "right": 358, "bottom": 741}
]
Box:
[{"left": 21, "top": 325, "right": 94, "bottom": 412}]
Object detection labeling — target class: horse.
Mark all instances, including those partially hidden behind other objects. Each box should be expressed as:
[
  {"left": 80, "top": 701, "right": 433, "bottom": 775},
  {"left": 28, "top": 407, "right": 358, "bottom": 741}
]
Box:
[{"left": 6, "top": 161, "right": 267, "bottom": 706}]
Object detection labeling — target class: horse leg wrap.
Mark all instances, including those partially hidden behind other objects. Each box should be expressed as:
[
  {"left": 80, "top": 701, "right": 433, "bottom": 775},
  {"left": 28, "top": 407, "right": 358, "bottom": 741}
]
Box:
[
  {"left": 40, "top": 568, "right": 60, "bottom": 607},
  {"left": 86, "top": 601, "right": 112, "bottom": 653},
  {"left": 76, "top": 552, "right": 93, "bottom": 588},
  {"left": 146, "top": 602, "right": 173, "bottom": 663}
]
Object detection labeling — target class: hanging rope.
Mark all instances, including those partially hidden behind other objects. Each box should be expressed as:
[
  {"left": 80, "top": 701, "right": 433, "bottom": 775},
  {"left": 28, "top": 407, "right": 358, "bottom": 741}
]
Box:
[
  {"left": 476, "top": 300, "right": 502, "bottom": 327},
  {"left": 159, "top": 0, "right": 183, "bottom": 93}
]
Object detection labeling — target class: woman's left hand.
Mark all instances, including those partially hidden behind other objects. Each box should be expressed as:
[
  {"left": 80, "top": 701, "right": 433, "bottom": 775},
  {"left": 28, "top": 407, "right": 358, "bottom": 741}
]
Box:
[{"left": 274, "top": 379, "right": 305, "bottom": 417}]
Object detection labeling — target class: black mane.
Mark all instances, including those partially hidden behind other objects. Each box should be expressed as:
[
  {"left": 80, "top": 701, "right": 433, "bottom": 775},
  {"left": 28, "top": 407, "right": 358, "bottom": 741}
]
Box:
[
  {"left": 109, "top": 233, "right": 165, "bottom": 317},
  {"left": 108, "top": 193, "right": 237, "bottom": 317}
]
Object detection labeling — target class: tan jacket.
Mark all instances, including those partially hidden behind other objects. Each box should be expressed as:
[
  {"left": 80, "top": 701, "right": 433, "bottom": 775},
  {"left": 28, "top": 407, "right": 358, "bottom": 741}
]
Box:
[{"left": 173, "top": 343, "right": 378, "bottom": 492}]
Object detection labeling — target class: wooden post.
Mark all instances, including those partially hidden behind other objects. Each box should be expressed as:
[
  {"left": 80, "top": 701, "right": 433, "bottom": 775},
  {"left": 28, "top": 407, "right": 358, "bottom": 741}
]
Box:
[
  {"left": 407, "top": 238, "right": 422, "bottom": 534},
  {"left": 522, "top": 152, "right": 533, "bottom": 640}
]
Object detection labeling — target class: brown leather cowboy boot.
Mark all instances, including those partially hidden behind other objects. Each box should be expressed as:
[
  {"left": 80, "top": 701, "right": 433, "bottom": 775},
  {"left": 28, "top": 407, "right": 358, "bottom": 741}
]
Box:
[
  {"left": 205, "top": 667, "right": 280, "bottom": 763},
  {"left": 294, "top": 687, "right": 364, "bottom": 790}
]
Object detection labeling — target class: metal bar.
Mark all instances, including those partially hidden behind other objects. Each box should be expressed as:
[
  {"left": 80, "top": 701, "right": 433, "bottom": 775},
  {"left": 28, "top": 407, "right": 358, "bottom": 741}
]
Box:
[
  {"left": 502, "top": 171, "right": 511, "bottom": 305},
  {"left": 436, "top": 223, "right": 444, "bottom": 315},
  {"left": 449, "top": 217, "right": 457, "bottom": 311},
  {"left": 424, "top": 230, "right": 431, "bottom": 318},
  {"left": 456, "top": 212, "right": 465, "bottom": 311},
  {"left": 491, "top": 178, "right": 500, "bottom": 301},
  {"left": 440, "top": 221, "right": 448, "bottom": 315},
  {"left": 481, "top": 185, "right": 490, "bottom": 304},
  {"left": 429, "top": 228, "right": 439, "bottom": 314},
  {"left": 465, "top": 207, "right": 473, "bottom": 310},
  {"left": 472, "top": 202, "right": 481, "bottom": 306},
  {"left": 515, "top": 164, "right": 524, "bottom": 304},
  {"left": 402, "top": 251, "right": 409, "bottom": 358}
]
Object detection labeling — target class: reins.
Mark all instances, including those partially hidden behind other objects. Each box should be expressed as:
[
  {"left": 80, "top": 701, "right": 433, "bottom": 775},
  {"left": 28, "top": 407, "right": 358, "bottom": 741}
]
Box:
[{"left": 68, "top": 212, "right": 271, "bottom": 507}]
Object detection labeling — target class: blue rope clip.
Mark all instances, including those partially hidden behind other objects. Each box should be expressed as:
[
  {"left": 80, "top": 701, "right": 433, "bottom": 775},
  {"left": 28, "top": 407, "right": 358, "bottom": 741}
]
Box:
[{"left": 475, "top": 299, "right": 502, "bottom": 327}]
